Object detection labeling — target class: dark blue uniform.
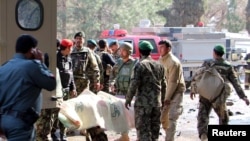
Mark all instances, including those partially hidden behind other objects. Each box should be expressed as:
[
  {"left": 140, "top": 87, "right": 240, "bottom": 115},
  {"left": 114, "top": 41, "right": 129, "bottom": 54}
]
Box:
[
  {"left": 0, "top": 53, "right": 56, "bottom": 141},
  {"left": 57, "top": 51, "right": 76, "bottom": 98}
]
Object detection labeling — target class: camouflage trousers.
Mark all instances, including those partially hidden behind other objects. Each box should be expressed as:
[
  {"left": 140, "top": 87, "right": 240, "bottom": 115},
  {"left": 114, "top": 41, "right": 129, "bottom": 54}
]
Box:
[
  {"left": 245, "top": 73, "right": 250, "bottom": 89},
  {"left": 89, "top": 80, "right": 98, "bottom": 94},
  {"left": 135, "top": 106, "right": 161, "bottom": 141},
  {"left": 102, "top": 76, "right": 110, "bottom": 93},
  {"left": 197, "top": 91, "right": 229, "bottom": 138},
  {"left": 163, "top": 93, "right": 183, "bottom": 141},
  {"left": 74, "top": 77, "right": 89, "bottom": 95},
  {"left": 36, "top": 108, "right": 66, "bottom": 141}
]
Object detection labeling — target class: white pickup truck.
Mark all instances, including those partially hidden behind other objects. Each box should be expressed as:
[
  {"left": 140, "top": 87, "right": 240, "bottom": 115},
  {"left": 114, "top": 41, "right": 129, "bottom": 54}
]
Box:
[{"left": 132, "top": 26, "right": 247, "bottom": 88}]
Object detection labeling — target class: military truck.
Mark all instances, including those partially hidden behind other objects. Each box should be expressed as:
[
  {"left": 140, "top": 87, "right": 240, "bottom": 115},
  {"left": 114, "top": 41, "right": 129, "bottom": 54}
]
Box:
[
  {"left": 132, "top": 25, "right": 247, "bottom": 88},
  {"left": 100, "top": 22, "right": 247, "bottom": 88}
]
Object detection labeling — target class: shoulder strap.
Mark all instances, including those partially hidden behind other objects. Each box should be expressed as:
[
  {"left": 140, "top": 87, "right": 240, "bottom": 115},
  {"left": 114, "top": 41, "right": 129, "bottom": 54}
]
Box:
[{"left": 117, "top": 59, "right": 130, "bottom": 74}]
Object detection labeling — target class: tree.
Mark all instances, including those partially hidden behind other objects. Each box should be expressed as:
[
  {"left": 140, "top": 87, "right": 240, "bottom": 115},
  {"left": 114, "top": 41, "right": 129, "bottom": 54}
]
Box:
[
  {"left": 225, "top": 0, "right": 245, "bottom": 32},
  {"left": 202, "top": 0, "right": 227, "bottom": 30},
  {"left": 246, "top": 0, "right": 250, "bottom": 34},
  {"left": 156, "top": 0, "right": 205, "bottom": 27},
  {"left": 57, "top": 0, "right": 169, "bottom": 39}
]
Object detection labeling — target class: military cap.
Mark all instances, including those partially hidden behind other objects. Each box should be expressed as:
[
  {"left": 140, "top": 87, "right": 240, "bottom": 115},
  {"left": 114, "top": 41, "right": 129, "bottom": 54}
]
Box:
[
  {"left": 120, "top": 42, "right": 133, "bottom": 55},
  {"left": 60, "top": 39, "right": 73, "bottom": 48},
  {"left": 87, "top": 39, "right": 97, "bottom": 46},
  {"left": 214, "top": 44, "right": 225, "bottom": 54},
  {"left": 139, "top": 40, "right": 153, "bottom": 51},
  {"left": 74, "top": 31, "right": 85, "bottom": 38}
]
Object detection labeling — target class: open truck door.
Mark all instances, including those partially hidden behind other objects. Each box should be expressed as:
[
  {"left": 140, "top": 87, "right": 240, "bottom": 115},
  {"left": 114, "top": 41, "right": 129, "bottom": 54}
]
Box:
[{"left": 0, "top": 0, "right": 58, "bottom": 109}]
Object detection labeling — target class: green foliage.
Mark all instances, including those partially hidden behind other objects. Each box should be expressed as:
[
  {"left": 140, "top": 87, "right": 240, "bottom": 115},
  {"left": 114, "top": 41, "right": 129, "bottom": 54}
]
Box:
[
  {"left": 225, "top": 0, "right": 245, "bottom": 32},
  {"left": 57, "top": 0, "right": 170, "bottom": 40},
  {"left": 246, "top": 0, "right": 250, "bottom": 34},
  {"left": 157, "top": 0, "right": 204, "bottom": 27}
]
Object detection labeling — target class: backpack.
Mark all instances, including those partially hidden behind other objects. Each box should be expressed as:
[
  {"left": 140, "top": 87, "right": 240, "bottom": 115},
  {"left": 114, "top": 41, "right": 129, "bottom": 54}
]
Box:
[{"left": 195, "top": 65, "right": 225, "bottom": 102}]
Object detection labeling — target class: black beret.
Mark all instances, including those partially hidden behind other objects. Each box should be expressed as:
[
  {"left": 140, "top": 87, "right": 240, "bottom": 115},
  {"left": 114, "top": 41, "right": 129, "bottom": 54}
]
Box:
[{"left": 74, "top": 32, "right": 85, "bottom": 38}]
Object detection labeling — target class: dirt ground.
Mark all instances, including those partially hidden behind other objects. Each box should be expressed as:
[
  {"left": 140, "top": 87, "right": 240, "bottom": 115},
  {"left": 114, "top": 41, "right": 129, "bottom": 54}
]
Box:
[{"left": 67, "top": 86, "right": 250, "bottom": 141}]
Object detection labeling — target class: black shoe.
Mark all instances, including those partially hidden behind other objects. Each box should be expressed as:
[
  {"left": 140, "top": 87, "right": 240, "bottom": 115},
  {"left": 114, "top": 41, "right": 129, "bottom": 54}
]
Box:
[
  {"left": 60, "top": 134, "right": 68, "bottom": 141},
  {"left": 51, "top": 133, "right": 60, "bottom": 141}
]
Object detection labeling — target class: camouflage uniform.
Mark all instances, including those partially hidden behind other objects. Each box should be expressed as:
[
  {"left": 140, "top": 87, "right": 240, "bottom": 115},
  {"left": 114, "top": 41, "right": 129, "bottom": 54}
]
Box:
[
  {"left": 72, "top": 46, "right": 100, "bottom": 94},
  {"left": 36, "top": 108, "right": 60, "bottom": 141},
  {"left": 190, "top": 58, "right": 248, "bottom": 138},
  {"left": 244, "top": 53, "right": 250, "bottom": 89},
  {"left": 126, "top": 56, "right": 167, "bottom": 141},
  {"left": 93, "top": 52, "right": 104, "bottom": 93},
  {"left": 36, "top": 50, "right": 76, "bottom": 141},
  {"left": 158, "top": 52, "right": 186, "bottom": 141},
  {"left": 110, "top": 58, "right": 138, "bottom": 95},
  {"left": 96, "top": 50, "right": 115, "bottom": 93}
]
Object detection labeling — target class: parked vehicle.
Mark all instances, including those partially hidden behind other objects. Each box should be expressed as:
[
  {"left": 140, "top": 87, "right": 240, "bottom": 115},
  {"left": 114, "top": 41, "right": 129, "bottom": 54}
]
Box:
[
  {"left": 100, "top": 24, "right": 248, "bottom": 88},
  {"left": 100, "top": 29, "right": 162, "bottom": 60}
]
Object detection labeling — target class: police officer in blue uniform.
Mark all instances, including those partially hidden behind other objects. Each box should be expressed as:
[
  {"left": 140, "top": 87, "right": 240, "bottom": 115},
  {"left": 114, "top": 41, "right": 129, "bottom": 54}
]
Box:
[{"left": 0, "top": 34, "right": 56, "bottom": 141}]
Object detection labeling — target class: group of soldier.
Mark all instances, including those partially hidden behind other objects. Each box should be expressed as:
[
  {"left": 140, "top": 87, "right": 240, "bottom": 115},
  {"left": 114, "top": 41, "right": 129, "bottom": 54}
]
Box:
[
  {"left": 34, "top": 31, "right": 250, "bottom": 141},
  {"left": 34, "top": 31, "right": 137, "bottom": 141}
]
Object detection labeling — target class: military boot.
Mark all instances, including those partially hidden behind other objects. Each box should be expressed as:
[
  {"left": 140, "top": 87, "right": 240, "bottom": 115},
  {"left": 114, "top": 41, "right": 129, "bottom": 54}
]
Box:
[
  {"left": 114, "top": 133, "right": 129, "bottom": 141},
  {"left": 60, "top": 134, "right": 67, "bottom": 141},
  {"left": 51, "top": 133, "right": 60, "bottom": 141}
]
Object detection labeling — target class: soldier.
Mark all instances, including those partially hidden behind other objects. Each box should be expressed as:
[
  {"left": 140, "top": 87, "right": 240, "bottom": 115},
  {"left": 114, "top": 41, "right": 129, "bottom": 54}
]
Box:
[
  {"left": 97, "top": 39, "right": 116, "bottom": 93},
  {"left": 71, "top": 31, "right": 100, "bottom": 94},
  {"left": 109, "top": 42, "right": 138, "bottom": 141},
  {"left": 244, "top": 52, "right": 250, "bottom": 90},
  {"left": 125, "top": 41, "right": 167, "bottom": 141},
  {"left": 109, "top": 40, "right": 121, "bottom": 62},
  {"left": 190, "top": 45, "right": 250, "bottom": 141},
  {"left": 87, "top": 39, "right": 104, "bottom": 92},
  {"left": 158, "top": 40, "right": 186, "bottom": 141},
  {"left": 36, "top": 39, "right": 77, "bottom": 141},
  {"left": 0, "top": 34, "right": 56, "bottom": 141}
]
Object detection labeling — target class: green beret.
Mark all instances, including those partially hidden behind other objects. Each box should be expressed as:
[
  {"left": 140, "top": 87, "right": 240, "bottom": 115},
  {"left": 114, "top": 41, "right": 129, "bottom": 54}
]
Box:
[
  {"left": 87, "top": 39, "right": 97, "bottom": 46},
  {"left": 139, "top": 40, "right": 153, "bottom": 51},
  {"left": 120, "top": 42, "right": 133, "bottom": 55},
  {"left": 74, "top": 32, "right": 85, "bottom": 38},
  {"left": 214, "top": 44, "right": 225, "bottom": 54}
]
